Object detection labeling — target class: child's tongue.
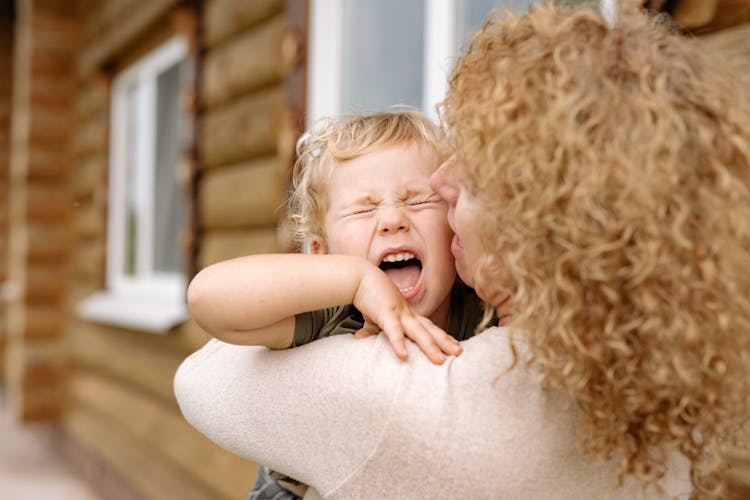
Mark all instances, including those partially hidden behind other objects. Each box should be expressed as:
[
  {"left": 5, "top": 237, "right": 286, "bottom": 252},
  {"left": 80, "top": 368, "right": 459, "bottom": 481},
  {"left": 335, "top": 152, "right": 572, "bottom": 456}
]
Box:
[{"left": 383, "top": 265, "right": 421, "bottom": 293}]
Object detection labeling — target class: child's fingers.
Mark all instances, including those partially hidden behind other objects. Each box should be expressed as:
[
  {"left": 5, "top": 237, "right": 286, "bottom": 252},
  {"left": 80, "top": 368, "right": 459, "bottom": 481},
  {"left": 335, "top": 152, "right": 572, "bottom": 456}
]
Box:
[
  {"left": 379, "top": 320, "right": 409, "bottom": 361},
  {"left": 401, "top": 317, "right": 447, "bottom": 365},
  {"left": 419, "top": 317, "right": 462, "bottom": 356}
]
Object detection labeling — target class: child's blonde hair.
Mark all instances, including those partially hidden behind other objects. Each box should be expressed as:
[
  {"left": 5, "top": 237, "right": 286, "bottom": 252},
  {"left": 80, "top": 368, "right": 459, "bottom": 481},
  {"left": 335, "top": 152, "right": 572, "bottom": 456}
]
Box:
[{"left": 287, "top": 108, "right": 447, "bottom": 250}]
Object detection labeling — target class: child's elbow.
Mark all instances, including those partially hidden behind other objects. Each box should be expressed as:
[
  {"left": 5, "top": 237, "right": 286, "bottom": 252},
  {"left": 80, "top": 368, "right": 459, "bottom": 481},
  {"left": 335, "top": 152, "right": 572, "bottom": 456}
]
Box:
[{"left": 186, "top": 270, "right": 210, "bottom": 319}]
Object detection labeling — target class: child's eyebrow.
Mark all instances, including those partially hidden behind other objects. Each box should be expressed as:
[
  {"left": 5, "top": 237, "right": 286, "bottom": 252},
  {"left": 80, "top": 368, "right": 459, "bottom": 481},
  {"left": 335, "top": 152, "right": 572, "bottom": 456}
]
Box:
[{"left": 348, "top": 194, "right": 379, "bottom": 206}]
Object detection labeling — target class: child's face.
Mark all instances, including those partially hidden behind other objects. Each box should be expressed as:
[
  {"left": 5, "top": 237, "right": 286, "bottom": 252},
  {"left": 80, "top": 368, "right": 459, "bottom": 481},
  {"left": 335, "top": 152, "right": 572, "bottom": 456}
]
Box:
[{"left": 320, "top": 142, "right": 456, "bottom": 322}]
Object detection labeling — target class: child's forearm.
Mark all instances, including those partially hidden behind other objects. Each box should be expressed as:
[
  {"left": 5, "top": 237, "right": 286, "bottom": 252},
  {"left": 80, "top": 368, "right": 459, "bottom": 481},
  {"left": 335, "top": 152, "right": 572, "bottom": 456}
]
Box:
[{"left": 187, "top": 254, "right": 373, "bottom": 347}]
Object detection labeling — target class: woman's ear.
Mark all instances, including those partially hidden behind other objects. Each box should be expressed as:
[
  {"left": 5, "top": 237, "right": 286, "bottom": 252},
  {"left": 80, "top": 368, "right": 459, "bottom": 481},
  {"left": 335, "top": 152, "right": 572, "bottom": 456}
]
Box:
[{"left": 306, "top": 235, "right": 327, "bottom": 255}]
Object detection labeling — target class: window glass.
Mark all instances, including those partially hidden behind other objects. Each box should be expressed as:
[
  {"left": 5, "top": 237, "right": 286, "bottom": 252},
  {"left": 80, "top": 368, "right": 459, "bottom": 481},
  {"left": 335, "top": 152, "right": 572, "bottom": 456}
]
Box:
[
  {"left": 341, "top": 0, "right": 425, "bottom": 113},
  {"left": 457, "top": 1, "right": 541, "bottom": 51},
  {"left": 125, "top": 83, "right": 139, "bottom": 276},
  {"left": 153, "top": 60, "right": 186, "bottom": 274}
]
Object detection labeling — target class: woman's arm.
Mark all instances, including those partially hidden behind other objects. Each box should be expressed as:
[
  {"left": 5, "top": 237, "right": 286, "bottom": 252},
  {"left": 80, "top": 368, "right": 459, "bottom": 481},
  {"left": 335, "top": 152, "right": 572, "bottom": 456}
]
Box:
[{"left": 173, "top": 335, "right": 401, "bottom": 495}]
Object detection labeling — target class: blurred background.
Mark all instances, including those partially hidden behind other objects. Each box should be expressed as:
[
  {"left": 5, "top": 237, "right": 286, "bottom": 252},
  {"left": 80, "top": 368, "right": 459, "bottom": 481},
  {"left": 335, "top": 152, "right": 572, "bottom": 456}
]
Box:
[{"left": 0, "top": 0, "right": 748, "bottom": 499}]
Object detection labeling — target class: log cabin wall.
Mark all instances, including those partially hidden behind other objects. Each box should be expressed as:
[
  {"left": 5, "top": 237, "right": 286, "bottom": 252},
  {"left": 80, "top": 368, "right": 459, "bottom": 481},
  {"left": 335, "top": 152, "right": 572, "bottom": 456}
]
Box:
[
  {"left": 0, "top": 4, "right": 12, "bottom": 384},
  {"left": 25, "top": 0, "right": 304, "bottom": 499},
  {"left": 6, "top": 0, "right": 74, "bottom": 421}
]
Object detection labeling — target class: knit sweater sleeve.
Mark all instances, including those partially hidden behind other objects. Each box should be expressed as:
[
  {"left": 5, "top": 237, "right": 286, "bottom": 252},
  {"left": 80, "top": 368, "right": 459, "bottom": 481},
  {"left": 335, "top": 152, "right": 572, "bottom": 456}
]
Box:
[{"left": 173, "top": 335, "right": 402, "bottom": 496}]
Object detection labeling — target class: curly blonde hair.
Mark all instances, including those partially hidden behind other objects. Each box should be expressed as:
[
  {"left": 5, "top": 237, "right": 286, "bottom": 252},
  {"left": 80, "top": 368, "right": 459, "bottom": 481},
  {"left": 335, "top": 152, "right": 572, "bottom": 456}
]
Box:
[
  {"left": 286, "top": 108, "right": 447, "bottom": 250},
  {"left": 441, "top": 2, "right": 750, "bottom": 496}
]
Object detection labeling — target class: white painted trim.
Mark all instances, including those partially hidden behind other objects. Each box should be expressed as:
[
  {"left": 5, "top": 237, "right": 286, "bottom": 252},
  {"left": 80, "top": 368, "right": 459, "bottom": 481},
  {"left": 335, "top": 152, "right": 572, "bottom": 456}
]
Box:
[
  {"left": 77, "top": 291, "right": 189, "bottom": 334},
  {"left": 307, "top": 0, "right": 344, "bottom": 125},
  {"left": 423, "top": 0, "right": 458, "bottom": 121},
  {"left": 601, "top": 0, "right": 617, "bottom": 28}
]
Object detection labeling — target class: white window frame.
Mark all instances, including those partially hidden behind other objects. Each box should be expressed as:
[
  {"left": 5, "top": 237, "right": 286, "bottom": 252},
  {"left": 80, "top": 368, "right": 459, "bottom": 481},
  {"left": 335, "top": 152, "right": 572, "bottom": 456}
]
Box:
[
  {"left": 308, "top": 0, "right": 458, "bottom": 124},
  {"left": 78, "top": 35, "right": 189, "bottom": 334},
  {"left": 308, "top": 0, "right": 610, "bottom": 124}
]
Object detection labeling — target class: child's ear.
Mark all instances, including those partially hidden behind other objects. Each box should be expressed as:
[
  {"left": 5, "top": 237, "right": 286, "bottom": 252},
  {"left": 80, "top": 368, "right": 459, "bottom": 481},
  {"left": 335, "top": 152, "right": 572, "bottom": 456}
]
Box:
[{"left": 307, "top": 235, "right": 327, "bottom": 255}]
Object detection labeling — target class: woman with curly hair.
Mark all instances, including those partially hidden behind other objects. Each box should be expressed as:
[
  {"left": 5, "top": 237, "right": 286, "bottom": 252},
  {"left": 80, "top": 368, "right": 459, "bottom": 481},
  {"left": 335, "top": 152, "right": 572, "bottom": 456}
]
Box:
[{"left": 175, "top": 3, "right": 749, "bottom": 498}]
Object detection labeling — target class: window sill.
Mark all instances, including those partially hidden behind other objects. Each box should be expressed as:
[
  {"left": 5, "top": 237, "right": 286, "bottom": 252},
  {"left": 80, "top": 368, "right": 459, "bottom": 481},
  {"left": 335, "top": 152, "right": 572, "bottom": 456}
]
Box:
[{"left": 77, "top": 291, "right": 189, "bottom": 334}]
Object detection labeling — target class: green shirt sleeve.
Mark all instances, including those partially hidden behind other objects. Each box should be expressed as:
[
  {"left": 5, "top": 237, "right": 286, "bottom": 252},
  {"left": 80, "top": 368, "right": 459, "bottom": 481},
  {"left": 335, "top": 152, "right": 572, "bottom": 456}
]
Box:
[{"left": 293, "top": 305, "right": 365, "bottom": 346}]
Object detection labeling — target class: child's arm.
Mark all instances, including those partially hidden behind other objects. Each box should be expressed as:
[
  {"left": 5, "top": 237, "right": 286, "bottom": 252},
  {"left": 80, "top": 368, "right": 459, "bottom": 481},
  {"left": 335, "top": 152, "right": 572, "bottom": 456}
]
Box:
[{"left": 186, "top": 254, "right": 460, "bottom": 363}]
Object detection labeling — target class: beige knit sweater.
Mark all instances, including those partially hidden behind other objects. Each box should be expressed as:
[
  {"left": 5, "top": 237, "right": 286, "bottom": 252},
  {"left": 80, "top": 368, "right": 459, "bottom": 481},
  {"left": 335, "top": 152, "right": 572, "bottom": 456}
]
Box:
[{"left": 174, "top": 327, "right": 692, "bottom": 499}]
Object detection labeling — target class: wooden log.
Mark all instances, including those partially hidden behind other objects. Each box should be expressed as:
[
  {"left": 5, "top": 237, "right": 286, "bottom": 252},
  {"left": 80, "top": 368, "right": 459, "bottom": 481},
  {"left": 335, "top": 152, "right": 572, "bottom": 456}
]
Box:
[
  {"left": 77, "top": 0, "right": 176, "bottom": 76},
  {"left": 25, "top": 263, "right": 68, "bottom": 302},
  {"left": 28, "top": 75, "right": 73, "bottom": 110},
  {"left": 65, "top": 320, "right": 189, "bottom": 402},
  {"left": 27, "top": 223, "right": 69, "bottom": 260},
  {"left": 71, "top": 114, "right": 107, "bottom": 156},
  {"left": 75, "top": 77, "right": 107, "bottom": 121},
  {"left": 29, "top": 14, "right": 76, "bottom": 48},
  {"left": 203, "top": 0, "right": 283, "bottom": 48},
  {"left": 199, "top": 156, "right": 283, "bottom": 230},
  {"left": 198, "top": 227, "right": 280, "bottom": 269},
  {"left": 63, "top": 406, "right": 223, "bottom": 500},
  {"left": 30, "top": 45, "right": 73, "bottom": 76},
  {"left": 200, "top": 87, "right": 283, "bottom": 167},
  {"left": 71, "top": 238, "right": 104, "bottom": 281},
  {"left": 71, "top": 152, "right": 106, "bottom": 198},
  {"left": 26, "top": 149, "right": 68, "bottom": 180},
  {"left": 28, "top": 107, "right": 71, "bottom": 147},
  {"left": 202, "top": 14, "right": 286, "bottom": 108},
  {"left": 73, "top": 201, "right": 105, "bottom": 238},
  {"left": 23, "top": 303, "right": 65, "bottom": 340},
  {"left": 70, "top": 370, "right": 258, "bottom": 500},
  {"left": 25, "top": 183, "right": 70, "bottom": 222},
  {"left": 69, "top": 279, "right": 101, "bottom": 304}
]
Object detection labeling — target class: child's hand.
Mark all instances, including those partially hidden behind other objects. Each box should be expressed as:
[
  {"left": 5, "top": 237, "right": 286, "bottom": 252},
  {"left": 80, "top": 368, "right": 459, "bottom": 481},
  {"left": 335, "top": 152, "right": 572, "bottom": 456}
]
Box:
[{"left": 352, "top": 265, "right": 462, "bottom": 364}]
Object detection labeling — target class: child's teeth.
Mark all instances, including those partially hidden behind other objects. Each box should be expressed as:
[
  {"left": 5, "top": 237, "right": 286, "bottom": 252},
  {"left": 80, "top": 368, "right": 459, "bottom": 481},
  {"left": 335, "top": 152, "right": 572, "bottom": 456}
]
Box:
[{"left": 384, "top": 252, "right": 416, "bottom": 263}]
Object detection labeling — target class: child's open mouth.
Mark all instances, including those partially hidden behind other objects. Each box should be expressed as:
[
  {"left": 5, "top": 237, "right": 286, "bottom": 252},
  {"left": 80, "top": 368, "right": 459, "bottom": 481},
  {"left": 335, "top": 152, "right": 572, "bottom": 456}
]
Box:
[{"left": 379, "top": 251, "right": 423, "bottom": 298}]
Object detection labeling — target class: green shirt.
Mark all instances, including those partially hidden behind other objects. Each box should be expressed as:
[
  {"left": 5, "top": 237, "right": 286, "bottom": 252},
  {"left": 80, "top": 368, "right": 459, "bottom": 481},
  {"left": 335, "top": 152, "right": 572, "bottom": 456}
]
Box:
[{"left": 293, "top": 282, "right": 488, "bottom": 346}]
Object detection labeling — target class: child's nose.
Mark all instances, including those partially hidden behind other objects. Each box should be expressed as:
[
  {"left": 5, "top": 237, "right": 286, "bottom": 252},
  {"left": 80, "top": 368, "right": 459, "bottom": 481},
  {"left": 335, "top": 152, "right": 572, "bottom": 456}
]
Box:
[{"left": 377, "top": 205, "right": 409, "bottom": 234}]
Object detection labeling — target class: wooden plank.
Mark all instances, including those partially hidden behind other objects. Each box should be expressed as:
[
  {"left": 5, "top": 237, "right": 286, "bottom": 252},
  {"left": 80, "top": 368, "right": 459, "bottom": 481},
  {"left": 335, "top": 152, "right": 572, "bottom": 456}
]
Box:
[
  {"left": 26, "top": 223, "right": 69, "bottom": 260},
  {"left": 25, "top": 263, "right": 68, "bottom": 302},
  {"left": 75, "top": 76, "right": 108, "bottom": 121},
  {"left": 72, "top": 238, "right": 104, "bottom": 280},
  {"left": 63, "top": 406, "right": 222, "bottom": 500},
  {"left": 71, "top": 152, "right": 106, "bottom": 198},
  {"left": 199, "top": 156, "right": 283, "bottom": 230},
  {"left": 77, "top": 0, "right": 176, "bottom": 76},
  {"left": 73, "top": 201, "right": 105, "bottom": 238},
  {"left": 70, "top": 371, "right": 258, "bottom": 500},
  {"left": 71, "top": 114, "right": 107, "bottom": 155},
  {"left": 203, "top": 0, "right": 283, "bottom": 48},
  {"left": 65, "top": 321, "right": 191, "bottom": 402},
  {"left": 26, "top": 149, "right": 68, "bottom": 180},
  {"left": 25, "top": 183, "right": 70, "bottom": 222},
  {"left": 23, "top": 303, "right": 65, "bottom": 340},
  {"left": 198, "top": 227, "right": 279, "bottom": 268},
  {"left": 200, "top": 87, "right": 283, "bottom": 167},
  {"left": 202, "top": 14, "right": 286, "bottom": 108}
]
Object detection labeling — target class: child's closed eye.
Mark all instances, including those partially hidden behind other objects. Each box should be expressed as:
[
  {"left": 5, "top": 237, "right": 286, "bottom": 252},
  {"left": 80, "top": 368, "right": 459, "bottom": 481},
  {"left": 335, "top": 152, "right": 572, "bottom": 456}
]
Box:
[
  {"left": 408, "top": 195, "right": 443, "bottom": 207},
  {"left": 346, "top": 206, "right": 377, "bottom": 216}
]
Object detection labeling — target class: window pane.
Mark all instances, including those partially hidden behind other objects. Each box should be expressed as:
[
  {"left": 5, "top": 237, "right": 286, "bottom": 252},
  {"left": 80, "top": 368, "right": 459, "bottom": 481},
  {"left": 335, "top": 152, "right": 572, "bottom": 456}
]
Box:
[
  {"left": 125, "top": 83, "right": 139, "bottom": 276},
  {"left": 341, "top": 0, "right": 425, "bottom": 113},
  {"left": 153, "top": 60, "right": 186, "bottom": 274},
  {"left": 457, "top": 1, "right": 541, "bottom": 51}
]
